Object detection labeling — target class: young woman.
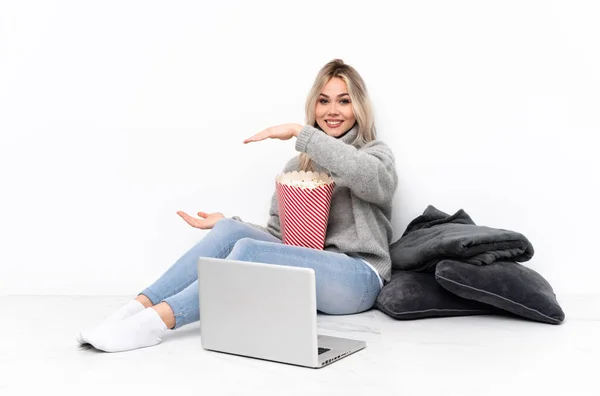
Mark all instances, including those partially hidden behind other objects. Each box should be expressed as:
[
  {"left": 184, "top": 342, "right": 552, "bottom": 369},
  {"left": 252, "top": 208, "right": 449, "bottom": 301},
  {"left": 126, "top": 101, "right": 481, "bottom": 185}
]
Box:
[{"left": 77, "top": 59, "right": 398, "bottom": 353}]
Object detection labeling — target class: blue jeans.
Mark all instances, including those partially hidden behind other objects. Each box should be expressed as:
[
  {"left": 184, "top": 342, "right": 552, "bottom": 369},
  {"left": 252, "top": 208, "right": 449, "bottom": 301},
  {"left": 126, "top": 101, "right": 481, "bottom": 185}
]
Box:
[{"left": 139, "top": 218, "right": 382, "bottom": 329}]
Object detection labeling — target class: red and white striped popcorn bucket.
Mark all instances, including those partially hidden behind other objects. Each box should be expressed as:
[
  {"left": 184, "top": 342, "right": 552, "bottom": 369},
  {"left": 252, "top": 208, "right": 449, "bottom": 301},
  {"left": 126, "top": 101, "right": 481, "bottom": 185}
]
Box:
[{"left": 276, "top": 171, "right": 335, "bottom": 250}]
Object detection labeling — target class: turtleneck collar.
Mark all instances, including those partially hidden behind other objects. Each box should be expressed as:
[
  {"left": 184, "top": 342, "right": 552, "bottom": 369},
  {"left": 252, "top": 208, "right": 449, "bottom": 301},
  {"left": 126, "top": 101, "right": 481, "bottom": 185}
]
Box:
[
  {"left": 339, "top": 122, "right": 359, "bottom": 145},
  {"left": 314, "top": 122, "right": 360, "bottom": 146}
]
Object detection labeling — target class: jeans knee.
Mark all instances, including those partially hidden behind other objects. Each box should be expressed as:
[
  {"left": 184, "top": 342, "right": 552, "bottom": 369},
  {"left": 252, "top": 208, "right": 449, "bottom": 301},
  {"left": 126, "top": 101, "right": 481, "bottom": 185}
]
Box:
[
  {"left": 228, "top": 237, "right": 260, "bottom": 260},
  {"left": 212, "top": 217, "right": 236, "bottom": 231},
  {"left": 213, "top": 218, "right": 258, "bottom": 235}
]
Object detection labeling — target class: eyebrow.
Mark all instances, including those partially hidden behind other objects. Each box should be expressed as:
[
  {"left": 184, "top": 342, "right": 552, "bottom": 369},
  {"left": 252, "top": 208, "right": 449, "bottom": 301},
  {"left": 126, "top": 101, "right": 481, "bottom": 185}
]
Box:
[{"left": 319, "top": 93, "right": 350, "bottom": 98}]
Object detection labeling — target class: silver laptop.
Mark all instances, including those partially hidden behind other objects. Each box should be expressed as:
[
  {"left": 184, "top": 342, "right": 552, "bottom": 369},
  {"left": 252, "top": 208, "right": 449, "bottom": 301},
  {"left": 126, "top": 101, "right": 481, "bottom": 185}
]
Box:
[{"left": 197, "top": 257, "right": 366, "bottom": 368}]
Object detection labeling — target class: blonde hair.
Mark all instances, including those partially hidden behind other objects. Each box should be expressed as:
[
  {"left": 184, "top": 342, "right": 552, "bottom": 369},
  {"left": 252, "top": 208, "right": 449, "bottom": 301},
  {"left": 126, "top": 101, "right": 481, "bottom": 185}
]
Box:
[{"left": 299, "top": 59, "right": 376, "bottom": 172}]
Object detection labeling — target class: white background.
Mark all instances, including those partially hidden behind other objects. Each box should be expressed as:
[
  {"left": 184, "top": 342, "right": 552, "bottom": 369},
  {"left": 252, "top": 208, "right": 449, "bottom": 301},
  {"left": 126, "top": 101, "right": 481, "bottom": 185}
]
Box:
[{"left": 1, "top": 0, "right": 598, "bottom": 296}]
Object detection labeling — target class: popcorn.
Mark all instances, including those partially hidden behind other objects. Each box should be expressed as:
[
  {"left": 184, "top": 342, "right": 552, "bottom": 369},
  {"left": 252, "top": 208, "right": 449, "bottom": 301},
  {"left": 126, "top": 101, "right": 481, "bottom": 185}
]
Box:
[
  {"left": 275, "top": 171, "right": 335, "bottom": 250},
  {"left": 281, "top": 177, "right": 330, "bottom": 189}
]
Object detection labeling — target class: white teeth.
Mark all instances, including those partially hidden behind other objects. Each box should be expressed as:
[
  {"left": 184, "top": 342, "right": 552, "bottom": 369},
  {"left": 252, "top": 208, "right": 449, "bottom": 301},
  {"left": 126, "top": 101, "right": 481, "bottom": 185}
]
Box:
[{"left": 326, "top": 121, "right": 342, "bottom": 125}]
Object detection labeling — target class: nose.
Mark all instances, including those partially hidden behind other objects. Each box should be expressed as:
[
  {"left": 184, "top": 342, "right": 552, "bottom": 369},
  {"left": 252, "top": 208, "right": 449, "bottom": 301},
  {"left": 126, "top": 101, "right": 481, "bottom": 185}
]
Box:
[{"left": 328, "top": 102, "right": 340, "bottom": 116}]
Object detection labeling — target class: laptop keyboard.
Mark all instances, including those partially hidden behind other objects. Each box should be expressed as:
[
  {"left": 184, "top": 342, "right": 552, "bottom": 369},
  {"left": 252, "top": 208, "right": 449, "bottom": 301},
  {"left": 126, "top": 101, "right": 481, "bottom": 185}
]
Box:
[{"left": 318, "top": 347, "right": 330, "bottom": 355}]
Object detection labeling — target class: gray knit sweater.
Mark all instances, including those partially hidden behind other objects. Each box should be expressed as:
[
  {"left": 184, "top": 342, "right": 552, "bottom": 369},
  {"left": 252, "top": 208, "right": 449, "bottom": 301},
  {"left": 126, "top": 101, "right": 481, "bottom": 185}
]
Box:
[{"left": 232, "top": 123, "right": 398, "bottom": 283}]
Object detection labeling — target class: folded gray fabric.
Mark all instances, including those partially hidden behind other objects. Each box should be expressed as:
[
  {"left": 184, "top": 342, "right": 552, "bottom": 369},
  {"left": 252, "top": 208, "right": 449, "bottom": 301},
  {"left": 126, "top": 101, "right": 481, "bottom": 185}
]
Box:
[
  {"left": 390, "top": 205, "right": 534, "bottom": 272},
  {"left": 435, "top": 260, "right": 565, "bottom": 324}
]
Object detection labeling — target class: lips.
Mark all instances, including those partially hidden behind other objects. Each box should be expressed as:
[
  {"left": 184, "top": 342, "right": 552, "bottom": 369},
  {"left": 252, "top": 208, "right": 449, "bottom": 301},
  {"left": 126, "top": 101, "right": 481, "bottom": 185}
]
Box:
[{"left": 325, "top": 120, "right": 344, "bottom": 128}]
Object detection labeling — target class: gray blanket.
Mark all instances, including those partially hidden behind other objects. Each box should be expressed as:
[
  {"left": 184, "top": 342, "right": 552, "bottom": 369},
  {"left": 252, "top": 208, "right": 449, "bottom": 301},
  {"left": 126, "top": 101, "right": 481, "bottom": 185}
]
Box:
[{"left": 390, "top": 205, "right": 534, "bottom": 272}]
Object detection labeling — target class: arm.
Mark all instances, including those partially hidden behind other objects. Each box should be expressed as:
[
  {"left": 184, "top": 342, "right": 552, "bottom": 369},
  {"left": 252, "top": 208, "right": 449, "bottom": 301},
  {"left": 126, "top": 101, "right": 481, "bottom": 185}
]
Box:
[{"left": 295, "top": 125, "right": 398, "bottom": 206}]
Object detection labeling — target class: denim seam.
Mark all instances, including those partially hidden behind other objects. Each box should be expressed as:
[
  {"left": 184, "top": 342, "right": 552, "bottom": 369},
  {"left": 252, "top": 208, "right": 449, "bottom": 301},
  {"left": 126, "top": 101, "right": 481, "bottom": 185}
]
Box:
[
  {"left": 139, "top": 289, "right": 161, "bottom": 306},
  {"left": 245, "top": 247, "right": 362, "bottom": 274},
  {"left": 355, "top": 283, "right": 381, "bottom": 313},
  {"left": 216, "top": 241, "right": 236, "bottom": 259},
  {"left": 165, "top": 297, "right": 192, "bottom": 329}
]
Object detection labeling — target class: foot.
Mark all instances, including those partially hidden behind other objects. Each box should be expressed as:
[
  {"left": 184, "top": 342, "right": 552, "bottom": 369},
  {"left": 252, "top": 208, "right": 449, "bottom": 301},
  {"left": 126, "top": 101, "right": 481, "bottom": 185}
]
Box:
[
  {"left": 84, "top": 307, "right": 169, "bottom": 353},
  {"left": 77, "top": 299, "right": 145, "bottom": 344}
]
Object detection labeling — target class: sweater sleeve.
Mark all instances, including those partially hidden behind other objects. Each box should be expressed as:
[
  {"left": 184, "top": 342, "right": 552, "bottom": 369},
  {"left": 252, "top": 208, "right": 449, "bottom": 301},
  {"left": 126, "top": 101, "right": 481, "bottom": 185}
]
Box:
[{"left": 295, "top": 125, "right": 398, "bottom": 206}]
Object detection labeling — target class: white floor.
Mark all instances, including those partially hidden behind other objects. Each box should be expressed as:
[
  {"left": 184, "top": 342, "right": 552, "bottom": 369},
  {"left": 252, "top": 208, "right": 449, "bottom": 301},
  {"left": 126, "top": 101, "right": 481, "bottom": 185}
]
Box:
[{"left": 1, "top": 295, "right": 598, "bottom": 396}]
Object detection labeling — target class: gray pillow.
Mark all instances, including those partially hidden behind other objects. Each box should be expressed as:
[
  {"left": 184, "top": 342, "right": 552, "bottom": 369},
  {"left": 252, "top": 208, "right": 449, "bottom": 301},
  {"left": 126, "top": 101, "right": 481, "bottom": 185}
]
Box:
[
  {"left": 375, "top": 270, "right": 496, "bottom": 320},
  {"left": 435, "top": 260, "right": 565, "bottom": 324}
]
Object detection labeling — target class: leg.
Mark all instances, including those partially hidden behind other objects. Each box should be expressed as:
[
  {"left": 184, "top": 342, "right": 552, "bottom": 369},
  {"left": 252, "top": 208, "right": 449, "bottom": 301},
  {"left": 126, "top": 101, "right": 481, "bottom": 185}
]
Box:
[
  {"left": 164, "top": 238, "right": 382, "bottom": 331},
  {"left": 139, "top": 218, "right": 282, "bottom": 307},
  {"left": 82, "top": 238, "right": 380, "bottom": 352},
  {"left": 225, "top": 238, "right": 382, "bottom": 315},
  {"left": 78, "top": 219, "right": 280, "bottom": 346},
  {"left": 135, "top": 294, "right": 153, "bottom": 308}
]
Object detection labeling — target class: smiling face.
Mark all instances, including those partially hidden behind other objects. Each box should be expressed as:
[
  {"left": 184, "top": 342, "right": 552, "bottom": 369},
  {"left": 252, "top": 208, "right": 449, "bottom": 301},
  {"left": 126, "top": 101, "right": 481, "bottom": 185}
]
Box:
[{"left": 315, "top": 77, "right": 356, "bottom": 137}]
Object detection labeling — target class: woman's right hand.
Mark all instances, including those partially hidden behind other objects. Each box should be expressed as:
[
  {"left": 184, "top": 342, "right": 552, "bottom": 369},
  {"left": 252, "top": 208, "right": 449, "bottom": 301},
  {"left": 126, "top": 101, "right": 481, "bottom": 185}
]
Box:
[{"left": 177, "top": 211, "right": 225, "bottom": 230}]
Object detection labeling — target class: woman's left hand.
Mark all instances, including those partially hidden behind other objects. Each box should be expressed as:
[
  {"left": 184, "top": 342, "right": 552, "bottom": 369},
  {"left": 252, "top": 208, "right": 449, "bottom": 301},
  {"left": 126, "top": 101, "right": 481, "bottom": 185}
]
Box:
[{"left": 243, "top": 123, "right": 303, "bottom": 144}]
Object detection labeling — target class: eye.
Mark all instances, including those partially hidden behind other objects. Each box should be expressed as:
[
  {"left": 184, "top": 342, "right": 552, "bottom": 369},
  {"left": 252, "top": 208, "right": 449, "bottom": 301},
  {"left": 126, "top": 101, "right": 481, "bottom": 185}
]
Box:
[
  {"left": 340, "top": 99, "right": 350, "bottom": 104},
  {"left": 319, "top": 99, "right": 329, "bottom": 104}
]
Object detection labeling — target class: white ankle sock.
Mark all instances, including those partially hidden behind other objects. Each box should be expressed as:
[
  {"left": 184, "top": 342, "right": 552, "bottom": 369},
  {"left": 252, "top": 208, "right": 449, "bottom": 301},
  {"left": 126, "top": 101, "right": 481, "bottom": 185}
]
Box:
[
  {"left": 84, "top": 307, "right": 169, "bottom": 353},
  {"left": 104, "top": 299, "right": 147, "bottom": 322},
  {"left": 77, "top": 299, "right": 146, "bottom": 344}
]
